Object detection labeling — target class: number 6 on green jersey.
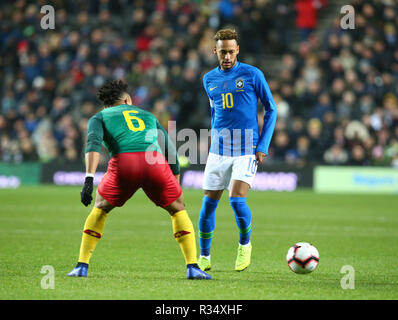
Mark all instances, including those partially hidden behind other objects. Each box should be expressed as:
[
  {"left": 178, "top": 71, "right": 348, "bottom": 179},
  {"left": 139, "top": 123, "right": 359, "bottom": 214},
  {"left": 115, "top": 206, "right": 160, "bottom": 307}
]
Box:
[{"left": 123, "top": 110, "right": 146, "bottom": 132}]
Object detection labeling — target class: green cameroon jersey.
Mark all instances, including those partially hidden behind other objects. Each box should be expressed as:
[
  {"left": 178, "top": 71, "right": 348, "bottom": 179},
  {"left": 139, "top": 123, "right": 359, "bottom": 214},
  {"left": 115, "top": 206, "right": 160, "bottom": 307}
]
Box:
[{"left": 85, "top": 104, "right": 180, "bottom": 174}]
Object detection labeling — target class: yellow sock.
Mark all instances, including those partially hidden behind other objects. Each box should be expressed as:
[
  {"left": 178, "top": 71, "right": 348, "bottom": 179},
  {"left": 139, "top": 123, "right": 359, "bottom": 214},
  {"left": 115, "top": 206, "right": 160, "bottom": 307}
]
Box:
[
  {"left": 78, "top": 207, "right": 108, "bottom": 264},
  {"left": 171, "top": 210, "right": 197, "bottom": 265}
]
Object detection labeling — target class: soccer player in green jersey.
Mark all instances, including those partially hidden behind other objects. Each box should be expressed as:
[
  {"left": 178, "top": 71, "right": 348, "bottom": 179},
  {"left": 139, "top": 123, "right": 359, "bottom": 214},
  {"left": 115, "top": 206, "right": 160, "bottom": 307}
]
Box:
[{"left": 67, "top": 80, "right": 211, "bottom": 280}]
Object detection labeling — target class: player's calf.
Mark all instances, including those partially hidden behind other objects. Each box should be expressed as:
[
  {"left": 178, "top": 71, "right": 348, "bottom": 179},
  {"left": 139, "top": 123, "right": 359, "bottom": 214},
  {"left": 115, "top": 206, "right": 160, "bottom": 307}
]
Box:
[{"left": 167, "top": 201, "right": 212, "bottom": 279}]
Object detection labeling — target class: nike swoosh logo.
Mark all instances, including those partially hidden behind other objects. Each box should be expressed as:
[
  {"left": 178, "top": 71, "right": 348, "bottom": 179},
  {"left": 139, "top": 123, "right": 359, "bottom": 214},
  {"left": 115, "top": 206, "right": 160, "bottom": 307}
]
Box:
[{"left": 209, "top": 86, "right": 218, "bottom": 91}]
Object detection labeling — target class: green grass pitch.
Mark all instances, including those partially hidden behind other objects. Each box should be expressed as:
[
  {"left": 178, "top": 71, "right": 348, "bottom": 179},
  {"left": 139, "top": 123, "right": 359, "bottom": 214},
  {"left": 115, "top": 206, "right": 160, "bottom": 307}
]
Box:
[{"left": 0, "top": 185, "right": 397, "bottom": 300}]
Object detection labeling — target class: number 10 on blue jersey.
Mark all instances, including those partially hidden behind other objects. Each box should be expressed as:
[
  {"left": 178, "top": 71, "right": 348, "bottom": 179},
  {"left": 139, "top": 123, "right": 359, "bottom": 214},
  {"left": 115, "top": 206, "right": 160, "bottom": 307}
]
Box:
[{"left": 222, "top": 93, "right": 234, "bottom": 109}]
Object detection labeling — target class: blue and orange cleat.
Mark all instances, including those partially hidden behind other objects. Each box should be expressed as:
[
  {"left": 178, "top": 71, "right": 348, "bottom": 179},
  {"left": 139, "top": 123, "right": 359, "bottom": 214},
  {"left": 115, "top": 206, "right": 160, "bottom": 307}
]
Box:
[
  {"left": 187, "top": 264, "right": 212, "bottom": 280},
  {"left": 67, "top": 262, "right": 88, "bottom": 277}
]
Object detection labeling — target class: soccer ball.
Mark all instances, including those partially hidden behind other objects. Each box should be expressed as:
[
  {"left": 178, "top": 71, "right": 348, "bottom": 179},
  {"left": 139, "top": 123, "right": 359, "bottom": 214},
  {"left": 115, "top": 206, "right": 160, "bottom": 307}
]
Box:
[{"left": 286, "top": 242, "right": 319, "bottom": 274}]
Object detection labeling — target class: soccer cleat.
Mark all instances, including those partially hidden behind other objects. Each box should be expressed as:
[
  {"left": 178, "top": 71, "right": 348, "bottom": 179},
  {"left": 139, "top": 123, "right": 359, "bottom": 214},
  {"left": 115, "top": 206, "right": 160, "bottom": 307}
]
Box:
[
  {"left": 235, "top": 242, "right": 252, "bottom": 271},
  {"left": 187, "top": 264, "right": 212, "bottom": 280},
  {"left": 198, "top": 256, "right": 211, "bottom": 271},
  {"left": 67, "top": 262, "right": 88, "bottom": 277}
]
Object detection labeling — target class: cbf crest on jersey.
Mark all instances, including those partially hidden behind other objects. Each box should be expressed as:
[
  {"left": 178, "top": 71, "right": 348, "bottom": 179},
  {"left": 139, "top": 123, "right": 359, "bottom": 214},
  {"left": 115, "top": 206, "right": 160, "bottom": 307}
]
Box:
[{"left": 236, "top": 79, "right": 244, "bottom": 89}]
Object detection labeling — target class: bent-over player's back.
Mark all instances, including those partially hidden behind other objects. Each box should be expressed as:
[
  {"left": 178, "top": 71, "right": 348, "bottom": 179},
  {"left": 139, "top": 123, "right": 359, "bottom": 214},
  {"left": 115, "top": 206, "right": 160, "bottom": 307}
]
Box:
[{"left": 87, "top": 104, "right": 162, "bottom": 158}]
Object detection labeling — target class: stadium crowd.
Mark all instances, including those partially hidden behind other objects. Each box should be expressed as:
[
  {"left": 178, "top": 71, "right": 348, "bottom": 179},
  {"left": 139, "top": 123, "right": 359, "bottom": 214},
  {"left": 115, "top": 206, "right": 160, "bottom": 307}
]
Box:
[{"left": 0, "top": 0, "right": 397, "bottom": 168}]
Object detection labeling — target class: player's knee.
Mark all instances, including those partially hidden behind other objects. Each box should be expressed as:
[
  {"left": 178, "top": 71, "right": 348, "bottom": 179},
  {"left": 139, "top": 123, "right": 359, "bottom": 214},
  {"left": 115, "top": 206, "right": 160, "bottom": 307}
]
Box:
[
  {"left": 94, "top": 193, "right": 114, "bottom": 213},
  {"left": 230, "top": 192, "right": 246, "bottom": 198},
  {"left": 165, "top": 195, "right": 185, "bottom": 215},
  {"left": 229, "top": 181, "right": 250, "bottom": 198},
  {"left": 174, "top": 196, "right": 186, "bottom": 211},
  {"left": 95, "top": 202, "right": 114, "bottom": 213},
  {"left": 204, "top": 190, "right": 223, "bottom": 200}
]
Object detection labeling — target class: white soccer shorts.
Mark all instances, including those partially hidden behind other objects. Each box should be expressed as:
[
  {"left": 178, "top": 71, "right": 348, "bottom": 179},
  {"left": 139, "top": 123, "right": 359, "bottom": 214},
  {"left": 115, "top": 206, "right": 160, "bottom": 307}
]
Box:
[{"left": 202, "top": 153, "right": 258, "bottom": 190}]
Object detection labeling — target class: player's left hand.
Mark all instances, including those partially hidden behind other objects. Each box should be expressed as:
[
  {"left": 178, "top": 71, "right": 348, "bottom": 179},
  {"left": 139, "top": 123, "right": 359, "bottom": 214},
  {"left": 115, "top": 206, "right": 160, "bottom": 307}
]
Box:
[
  {"left": 255, "top": 152, "right": 267, "bottom": 164},
  {"left": 81, "top": 176, "right": 94, "bottom": 206}
]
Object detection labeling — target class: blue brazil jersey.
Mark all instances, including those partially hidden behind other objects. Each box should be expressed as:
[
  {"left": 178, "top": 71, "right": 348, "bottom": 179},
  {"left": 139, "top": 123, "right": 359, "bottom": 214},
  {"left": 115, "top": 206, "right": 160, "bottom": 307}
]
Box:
[{"left": 203, "top": 61, "right": 277, "bottom": 156}]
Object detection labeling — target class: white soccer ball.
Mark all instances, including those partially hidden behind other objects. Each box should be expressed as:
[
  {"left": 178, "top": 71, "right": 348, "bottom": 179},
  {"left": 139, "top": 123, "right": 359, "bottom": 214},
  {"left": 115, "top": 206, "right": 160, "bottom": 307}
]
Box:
[{"left": 286, "top": 242, "right": 319, "bottom": 274}]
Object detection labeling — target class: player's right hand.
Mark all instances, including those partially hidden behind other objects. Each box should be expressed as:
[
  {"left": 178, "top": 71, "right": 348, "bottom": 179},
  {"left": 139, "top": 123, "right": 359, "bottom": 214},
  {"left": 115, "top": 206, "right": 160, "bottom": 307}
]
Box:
[
  {"left": 81, "top": 176, "right": 94, "bottom": 206},
  {"left": 255, "top": 152, "right": 266, "bottom": 164}
]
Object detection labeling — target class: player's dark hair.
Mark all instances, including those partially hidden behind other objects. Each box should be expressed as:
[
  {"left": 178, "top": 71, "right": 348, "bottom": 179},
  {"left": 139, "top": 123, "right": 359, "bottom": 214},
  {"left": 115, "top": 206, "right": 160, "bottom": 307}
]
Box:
[
  {"left": 97, "top": 80, "right": 128, "bottom": 106},
  {"left": 214, "top": 28, "right": 239, "bottom": 43}
]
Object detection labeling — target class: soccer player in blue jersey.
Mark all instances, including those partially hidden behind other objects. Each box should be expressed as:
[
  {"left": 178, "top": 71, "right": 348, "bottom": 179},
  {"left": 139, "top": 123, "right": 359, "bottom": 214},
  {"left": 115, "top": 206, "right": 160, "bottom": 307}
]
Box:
[{"left": 198, "top": 28, "right": 277, "bottom": 271}]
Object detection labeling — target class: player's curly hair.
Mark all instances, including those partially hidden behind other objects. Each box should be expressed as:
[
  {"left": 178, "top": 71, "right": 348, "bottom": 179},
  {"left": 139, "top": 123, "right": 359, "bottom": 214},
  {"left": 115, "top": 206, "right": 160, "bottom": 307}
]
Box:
[
  {"left": 214, "top": 28, "right": 239, "bottom": 43},
  {"left": 96, "top": 80, "right": 128, "bottom": 106}
]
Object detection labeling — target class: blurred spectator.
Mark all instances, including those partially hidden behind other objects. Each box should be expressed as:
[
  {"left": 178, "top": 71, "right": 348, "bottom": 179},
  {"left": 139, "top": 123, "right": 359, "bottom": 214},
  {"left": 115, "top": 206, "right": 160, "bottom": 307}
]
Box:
[
  {"left": 348, "top": 144, "right": 368, "bottom": 166},
  {"left": 385, "top": 138, "right": 398, "bottom": 167},
  {"left": 35, "top": 130, "right": 59, "bottom": 163},
  {"left": 1, "top": 135, "right": 22, "bottom": 163},
  {"left": 296, "top": 135, "right": 310, "bottom": 165},
  {"left": 295, "top": 0, "right": 328, "bottom": 41},
  {"left": 306, "top": 118, "right": 328, "bottom": 162},
  {"left": 312, "top": 92, "right": 333, "bottom": 120},
  {"left": 152, "top": 99, "right": 173, "bottom": 130},
  {"left": 323, "top": 144, "right": 349, "bottom": 165},
  {"left": 345, "top": 120, "right": 370, "bottom": 146},
  {"left": 274, "top": 0, "right": 295, "bottom": 53},
  {"left": 273, "top": 93, "right": 291, "bottom": 120},
  {"left": 272, "top": 130, "right": 291, "bottom": 162},
  {"left": 20, "top": 135, "right": 38, "bottom": 162}
]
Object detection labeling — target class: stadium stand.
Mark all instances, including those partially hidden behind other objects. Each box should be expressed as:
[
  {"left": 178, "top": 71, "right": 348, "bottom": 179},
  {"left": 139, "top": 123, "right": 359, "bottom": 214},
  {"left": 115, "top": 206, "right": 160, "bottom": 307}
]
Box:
[{"left": 0, "top": 0, "right": 397, "bottom": 168}]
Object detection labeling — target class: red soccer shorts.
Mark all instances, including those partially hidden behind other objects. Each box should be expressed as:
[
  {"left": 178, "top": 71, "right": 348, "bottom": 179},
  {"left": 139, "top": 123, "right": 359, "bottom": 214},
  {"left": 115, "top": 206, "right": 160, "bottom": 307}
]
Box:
[{"left": 98, "top": 151, "right": 182, "bottom": 208}]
